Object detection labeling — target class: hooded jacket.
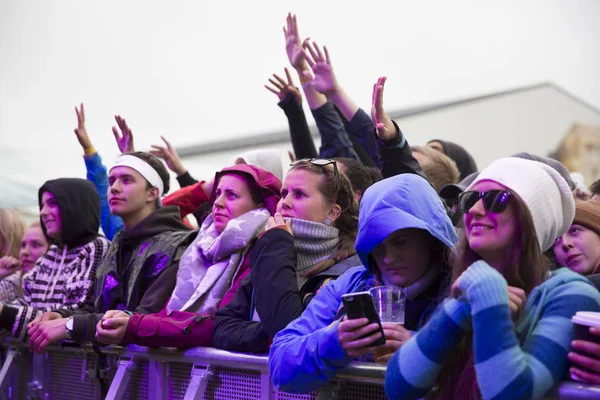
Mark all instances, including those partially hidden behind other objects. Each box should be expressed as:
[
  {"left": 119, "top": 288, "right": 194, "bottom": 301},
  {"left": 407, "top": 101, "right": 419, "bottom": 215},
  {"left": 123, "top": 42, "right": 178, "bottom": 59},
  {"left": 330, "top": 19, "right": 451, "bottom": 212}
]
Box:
[
  {"left": 385, "top": 264, "right": 600, "bottom": 400},
  {"left": 119, "top": 165, "right": 281, "bottom": 348},
  {"left": 268, "top": 173, "right": 458, "bottom": 393},
  {"left": 58, "top": 205, "right": 195, "bottom": 343},
  {"left": 0, "top": 178, "right": 110, "bottom": 340},
  {"left": 428, "top": 139, "right": 478, "bottom": 181}
]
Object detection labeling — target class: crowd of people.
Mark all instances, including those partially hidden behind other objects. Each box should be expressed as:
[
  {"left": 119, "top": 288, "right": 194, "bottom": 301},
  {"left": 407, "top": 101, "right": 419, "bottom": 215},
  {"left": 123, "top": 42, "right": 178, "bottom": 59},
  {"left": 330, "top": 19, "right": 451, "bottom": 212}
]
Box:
[{"left": 1, "top": 13, "right": 600, "bottom": 400}]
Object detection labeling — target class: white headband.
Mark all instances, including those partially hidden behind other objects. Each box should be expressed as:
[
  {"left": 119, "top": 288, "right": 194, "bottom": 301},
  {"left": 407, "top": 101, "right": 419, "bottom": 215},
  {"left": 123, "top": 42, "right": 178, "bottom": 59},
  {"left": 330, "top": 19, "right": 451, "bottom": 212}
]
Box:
[{"left": 110, "top": 155, "right": 164, "bottom": 196}]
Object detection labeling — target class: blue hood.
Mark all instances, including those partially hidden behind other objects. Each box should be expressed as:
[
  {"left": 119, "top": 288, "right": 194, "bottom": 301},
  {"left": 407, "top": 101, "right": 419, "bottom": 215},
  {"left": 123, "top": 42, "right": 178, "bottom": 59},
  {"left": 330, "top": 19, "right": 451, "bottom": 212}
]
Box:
[{"left": 355, "top": 174, "right": 458, "bottom": 271}]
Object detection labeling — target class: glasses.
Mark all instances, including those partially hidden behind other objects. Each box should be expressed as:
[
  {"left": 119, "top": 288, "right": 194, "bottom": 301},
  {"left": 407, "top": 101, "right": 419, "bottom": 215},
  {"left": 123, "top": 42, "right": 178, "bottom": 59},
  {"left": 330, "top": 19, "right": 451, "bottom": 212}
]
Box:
[
  {"left": 292, "top": 158, "right": 340, "bottom": 202},
  {"left": 458, "top": 190, "right": 512, "bottom": 213}
]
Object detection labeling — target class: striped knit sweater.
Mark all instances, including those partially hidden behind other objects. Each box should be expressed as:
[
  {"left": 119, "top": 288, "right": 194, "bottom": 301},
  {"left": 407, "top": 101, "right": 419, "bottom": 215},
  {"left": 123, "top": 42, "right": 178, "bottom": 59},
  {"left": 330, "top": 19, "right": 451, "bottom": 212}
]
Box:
[
  {"left": 0, "top": 236, "right": 110, "bottom": 340},
  {"left": 385, "top": 261, "right": 600, "bottom": 400}
]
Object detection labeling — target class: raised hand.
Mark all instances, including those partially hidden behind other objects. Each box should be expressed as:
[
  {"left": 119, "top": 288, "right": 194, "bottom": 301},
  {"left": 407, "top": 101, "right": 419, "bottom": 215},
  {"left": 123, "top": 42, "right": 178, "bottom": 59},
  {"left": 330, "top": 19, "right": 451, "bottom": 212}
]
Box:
[
  {"left": 370, "top": 76, "right": 398, "bottom": 142},
  {"left": 150, "top": 136, "right": 187, "bottom": 176},
  {"left": 73, "top": 103, "right": 94, "bottom": 151},
  {"left": 265, "top": 68, "right": 303, "bottom": 104},
  {"left": 283, "top": 13, "right": 309, "bottom": 70},
  {"left": 301, "top": 41, "right": 339, "bottom": 95},
  {"left": 112, "top": 115, "right": 135, "bottom": 153}
]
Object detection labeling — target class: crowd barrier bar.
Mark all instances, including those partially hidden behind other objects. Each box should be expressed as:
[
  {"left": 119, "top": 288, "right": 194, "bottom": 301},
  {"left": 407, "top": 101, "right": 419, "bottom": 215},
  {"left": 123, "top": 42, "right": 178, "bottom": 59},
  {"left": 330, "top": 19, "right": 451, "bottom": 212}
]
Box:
[{"left": 0, "top": 338, "right": 599, "bottom": 399}]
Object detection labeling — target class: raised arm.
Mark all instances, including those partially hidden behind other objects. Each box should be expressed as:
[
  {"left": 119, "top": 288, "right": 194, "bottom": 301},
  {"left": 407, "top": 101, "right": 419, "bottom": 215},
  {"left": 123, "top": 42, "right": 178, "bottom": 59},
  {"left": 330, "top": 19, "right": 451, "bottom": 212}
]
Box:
[
  {"left": 284, "top": 13, "right": 327, "bottom": 111},
  {"left": 73, "top": 104, "right": 124, "bottom": 239},
  {"left": 150, "top": 136, "right": 198, "bottom": 188},
  {"left": 301, "top": 42, "right": 359, "bottom": 160},
  {"left": 265, "top": 68, "right": 318, "bottom": 159},
  {"left": 370, "top": 77, "right": 424, "bottom": 179}
]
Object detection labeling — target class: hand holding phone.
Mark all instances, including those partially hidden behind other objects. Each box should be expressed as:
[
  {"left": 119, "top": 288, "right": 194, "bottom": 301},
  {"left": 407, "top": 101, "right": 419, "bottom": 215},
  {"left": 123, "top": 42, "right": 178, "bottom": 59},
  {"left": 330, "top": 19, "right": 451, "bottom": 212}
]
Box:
[{"left": 339, "top": 291, "right": 386, "bottom": 357}]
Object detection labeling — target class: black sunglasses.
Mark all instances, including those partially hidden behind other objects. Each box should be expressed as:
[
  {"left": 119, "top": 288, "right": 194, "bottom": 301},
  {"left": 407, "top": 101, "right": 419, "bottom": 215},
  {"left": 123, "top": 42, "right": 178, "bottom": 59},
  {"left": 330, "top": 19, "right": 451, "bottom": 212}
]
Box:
[{"left": 458, "top": 190, "right": 512, "bottom": 213}]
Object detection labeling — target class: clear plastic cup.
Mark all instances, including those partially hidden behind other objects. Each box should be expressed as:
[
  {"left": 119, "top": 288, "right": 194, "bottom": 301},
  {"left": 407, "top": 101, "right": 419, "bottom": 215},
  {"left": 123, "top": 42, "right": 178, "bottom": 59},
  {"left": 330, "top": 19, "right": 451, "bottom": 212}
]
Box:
[{"left": 369, "top": 286, "right": 405, "bottom": 325}]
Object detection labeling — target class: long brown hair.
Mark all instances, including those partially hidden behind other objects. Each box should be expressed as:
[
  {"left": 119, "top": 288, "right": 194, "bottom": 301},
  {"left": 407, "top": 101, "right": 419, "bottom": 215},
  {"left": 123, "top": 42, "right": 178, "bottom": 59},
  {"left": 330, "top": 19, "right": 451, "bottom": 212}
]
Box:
[
  {"left": 436, "top": 189, "right": 552, "bottom": 399},
  {"left": 289, "top": 160, "right": 359, "bottom": 276}
]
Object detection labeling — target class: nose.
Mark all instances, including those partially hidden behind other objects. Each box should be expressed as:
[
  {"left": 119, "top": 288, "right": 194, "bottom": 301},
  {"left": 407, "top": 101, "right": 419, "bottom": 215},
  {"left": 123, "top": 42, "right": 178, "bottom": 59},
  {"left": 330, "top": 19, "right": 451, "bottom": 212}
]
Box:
[
  {"left": 561, "top": 235, "right": 574, "bottom": 251},
  {"left": 280, "top": 195, "right": 292, "bottom": 211},
  {"left": 213, "top": 193, "right": 225, "bottom": 209},
  {"left": 468, "top": 198, "right": 486, "bottom": 217},
  {"left": 110, "top": 179, "right": 122, "bottom": 194},
  {"left": 40, "top": 204, "right": 49, "bottom": 217},
  {"left": 20, "top": 244, "right": 30, "bottom": 257}
]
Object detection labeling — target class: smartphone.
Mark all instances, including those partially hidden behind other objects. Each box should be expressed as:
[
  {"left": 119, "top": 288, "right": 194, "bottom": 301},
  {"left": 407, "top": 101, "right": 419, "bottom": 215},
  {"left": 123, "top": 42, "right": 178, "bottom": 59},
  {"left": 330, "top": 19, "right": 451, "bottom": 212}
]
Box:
[{"left": 341, "top": 291, "right": 386, "bottom": 346}]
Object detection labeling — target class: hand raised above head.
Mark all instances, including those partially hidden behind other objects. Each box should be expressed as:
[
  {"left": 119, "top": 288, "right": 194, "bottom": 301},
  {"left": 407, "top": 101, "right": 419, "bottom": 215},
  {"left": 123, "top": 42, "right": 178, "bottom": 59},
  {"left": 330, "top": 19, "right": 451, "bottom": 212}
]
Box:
[
  {"left": 264, "top": 68, "right": 303, "bottom": 104},
  {"left": 370, "top": 76, "right": 398, "bottom": 142},
  {"left": 150, "top": 136, "right": 186, "bottom": 176},
  {"left": 73, "top": 103, "right": 94, "bottom": 151},
  {"left": 112, "top": 115, "right": 135, "bottom": 154},
  {"left": 283, "top": 13, "right": 309, "bottom": 71},
  {"left": 300, "top": 41, "right": 339, "bottom": 95}
]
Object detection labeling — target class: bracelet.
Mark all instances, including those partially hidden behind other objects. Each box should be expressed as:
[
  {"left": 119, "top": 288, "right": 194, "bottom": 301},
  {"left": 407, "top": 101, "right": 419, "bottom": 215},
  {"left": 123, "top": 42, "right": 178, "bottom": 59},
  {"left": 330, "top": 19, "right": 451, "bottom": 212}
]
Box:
[
  {"left": 84, "top": 146, "right": 97, "bottom": 155},
  {"left": 299, "top": 74, "right": 311, "bottom": 84},
  {"left": 123, "top": 310, "right": 134, "bottom": 316}
]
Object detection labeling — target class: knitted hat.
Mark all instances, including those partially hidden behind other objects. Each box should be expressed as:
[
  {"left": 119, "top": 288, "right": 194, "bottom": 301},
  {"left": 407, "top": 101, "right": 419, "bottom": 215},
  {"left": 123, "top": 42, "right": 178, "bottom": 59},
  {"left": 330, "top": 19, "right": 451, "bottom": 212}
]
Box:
[
  {"left": 467, "top": 157, "right": 575, "bottom": 252},
  {"left": 574, "top": 200, "right": 600, "bottom": 235}
]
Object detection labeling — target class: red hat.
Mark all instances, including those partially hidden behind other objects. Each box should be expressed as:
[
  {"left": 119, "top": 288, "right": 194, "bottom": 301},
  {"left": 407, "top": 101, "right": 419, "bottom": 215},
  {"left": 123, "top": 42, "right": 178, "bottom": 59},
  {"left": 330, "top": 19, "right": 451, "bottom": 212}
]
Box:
[{"left": 212, "top": 164, "right": 282, "bottom": 216}]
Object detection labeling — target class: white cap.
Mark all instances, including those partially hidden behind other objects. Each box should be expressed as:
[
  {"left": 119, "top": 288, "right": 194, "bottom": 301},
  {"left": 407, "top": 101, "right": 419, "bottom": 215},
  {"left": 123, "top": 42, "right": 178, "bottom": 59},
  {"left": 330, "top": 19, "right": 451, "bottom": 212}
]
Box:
[{"left": 467, "top": 157, "right": 575, "bottom": 252}]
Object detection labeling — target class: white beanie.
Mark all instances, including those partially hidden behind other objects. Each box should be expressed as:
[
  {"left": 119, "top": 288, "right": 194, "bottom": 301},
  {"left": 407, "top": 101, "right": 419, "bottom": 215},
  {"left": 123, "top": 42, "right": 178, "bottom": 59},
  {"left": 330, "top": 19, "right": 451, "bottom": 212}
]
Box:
[
  {"left": 467, "top": 157, "right": 575, "bottom": 252},
  {"left": 229, "top": 148, "right": 284, "bottom": 182}
]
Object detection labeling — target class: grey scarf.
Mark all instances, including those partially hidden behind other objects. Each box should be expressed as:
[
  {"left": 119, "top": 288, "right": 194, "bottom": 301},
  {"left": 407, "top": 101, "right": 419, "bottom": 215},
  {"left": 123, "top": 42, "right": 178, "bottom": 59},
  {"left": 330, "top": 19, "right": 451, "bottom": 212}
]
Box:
[{"left": 289, "top": 218, "right": 340, "bottom": 289}]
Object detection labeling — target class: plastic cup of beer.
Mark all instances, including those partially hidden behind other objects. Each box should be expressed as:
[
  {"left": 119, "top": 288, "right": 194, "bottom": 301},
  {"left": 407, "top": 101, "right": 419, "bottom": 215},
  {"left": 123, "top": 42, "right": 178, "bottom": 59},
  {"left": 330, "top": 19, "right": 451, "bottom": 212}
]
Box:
[
  {"left": 571, "top": 311, "right": 600, "bottom": 381},
  {"left": 369, "top": 286, "right": 405, "bottom": 363}
]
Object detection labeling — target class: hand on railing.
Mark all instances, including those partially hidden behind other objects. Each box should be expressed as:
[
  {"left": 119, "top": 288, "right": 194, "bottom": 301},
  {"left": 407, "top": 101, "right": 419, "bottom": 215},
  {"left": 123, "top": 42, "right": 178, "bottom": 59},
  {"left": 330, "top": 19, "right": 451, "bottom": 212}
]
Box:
[
  {"left": 96, "top": 310, "right": 130, "bottom": 344},
  {"left": 27, "top": 318, "right": 69, "bottom": 353}
]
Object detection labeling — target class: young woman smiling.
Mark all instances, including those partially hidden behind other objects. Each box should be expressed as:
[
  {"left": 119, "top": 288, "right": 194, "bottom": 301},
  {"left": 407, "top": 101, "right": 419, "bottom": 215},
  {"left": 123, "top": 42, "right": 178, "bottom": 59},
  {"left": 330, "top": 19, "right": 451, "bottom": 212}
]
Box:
[{"left": 384, "top": 157, "right": 600, "bottom": 400}]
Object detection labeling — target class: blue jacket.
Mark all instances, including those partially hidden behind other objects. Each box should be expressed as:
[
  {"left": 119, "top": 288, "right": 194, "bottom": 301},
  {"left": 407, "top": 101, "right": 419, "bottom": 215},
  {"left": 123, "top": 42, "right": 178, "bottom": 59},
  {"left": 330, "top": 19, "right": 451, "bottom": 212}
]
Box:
[
  {"left": 84, "top": 152, "right": 124, "bottom": 240},
  {"left": 269, "top": 174, "right": 458, "bottom": 393}
]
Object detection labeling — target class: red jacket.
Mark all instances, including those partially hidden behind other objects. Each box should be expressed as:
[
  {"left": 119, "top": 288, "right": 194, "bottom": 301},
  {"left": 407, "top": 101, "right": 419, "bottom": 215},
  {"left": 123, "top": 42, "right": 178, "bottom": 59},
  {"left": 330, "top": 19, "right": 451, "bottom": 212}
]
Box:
[
  {"left": 121, "top": 248, "right": 252, "bottom": 348},
  {"left": 162, "top": 181, "right": 210, "bottom": 220}
]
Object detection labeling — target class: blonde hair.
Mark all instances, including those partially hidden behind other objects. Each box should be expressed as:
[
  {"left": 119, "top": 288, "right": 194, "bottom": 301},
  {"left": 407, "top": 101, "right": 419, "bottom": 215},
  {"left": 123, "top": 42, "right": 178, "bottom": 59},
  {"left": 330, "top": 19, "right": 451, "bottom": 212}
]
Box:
[
  {"left": 413, "top": 145, "right": 460, "bottom": 192},
  {"left": 0, "top": 209, "right": 26, "bottom": 258}
]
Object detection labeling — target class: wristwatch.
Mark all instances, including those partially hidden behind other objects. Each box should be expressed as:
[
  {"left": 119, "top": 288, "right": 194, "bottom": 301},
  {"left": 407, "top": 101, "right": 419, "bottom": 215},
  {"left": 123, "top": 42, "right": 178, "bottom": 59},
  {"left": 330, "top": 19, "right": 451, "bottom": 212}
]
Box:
[{"left": 65, "top": 317, "right": 74, "bottom": 340}]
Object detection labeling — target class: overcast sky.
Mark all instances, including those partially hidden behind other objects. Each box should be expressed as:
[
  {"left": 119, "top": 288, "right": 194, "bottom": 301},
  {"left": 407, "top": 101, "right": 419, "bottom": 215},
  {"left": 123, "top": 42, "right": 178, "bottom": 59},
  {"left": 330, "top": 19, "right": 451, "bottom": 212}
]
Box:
[{"left": 0, "top": 0, "right": 598, "bottom": 178}]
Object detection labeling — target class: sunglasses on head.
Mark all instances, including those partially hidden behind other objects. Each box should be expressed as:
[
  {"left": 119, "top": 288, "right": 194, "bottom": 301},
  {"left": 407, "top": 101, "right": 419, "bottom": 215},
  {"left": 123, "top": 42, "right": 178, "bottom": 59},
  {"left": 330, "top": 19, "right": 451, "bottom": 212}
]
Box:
[
  {"left": 458, "top": 190, "right": 512, "bottom": 213},
  {"left": 291, "top": 158, "right": 340, "bottom": 202}
]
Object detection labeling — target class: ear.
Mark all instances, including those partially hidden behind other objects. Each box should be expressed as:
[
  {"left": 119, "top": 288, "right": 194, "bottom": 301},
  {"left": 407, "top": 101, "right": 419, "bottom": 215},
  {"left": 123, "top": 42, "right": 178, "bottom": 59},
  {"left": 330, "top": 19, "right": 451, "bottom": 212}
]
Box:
[
  {"left": 145, "top": 186, "right": 160, "bottom": 205},
  {"left": 327, "top": 204, "right": 342, "bottom": 224}
]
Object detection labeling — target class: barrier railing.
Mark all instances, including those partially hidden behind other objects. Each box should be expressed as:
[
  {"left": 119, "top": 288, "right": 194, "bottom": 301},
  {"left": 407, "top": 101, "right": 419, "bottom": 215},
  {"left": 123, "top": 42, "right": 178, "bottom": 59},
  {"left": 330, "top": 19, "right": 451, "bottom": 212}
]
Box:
[{"left": 0, "top": 339, "right": 598, "bottom": 399}]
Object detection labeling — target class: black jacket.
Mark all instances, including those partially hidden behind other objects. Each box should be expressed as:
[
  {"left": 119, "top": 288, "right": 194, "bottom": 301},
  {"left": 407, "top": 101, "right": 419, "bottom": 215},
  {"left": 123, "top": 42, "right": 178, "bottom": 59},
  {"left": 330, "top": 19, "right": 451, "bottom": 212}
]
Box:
[
  {"left": 58, "top": 206, "right": 196, "bottom": 343},
  {"left": 213, "top": 228, "right": 360, "bottom": 353}
]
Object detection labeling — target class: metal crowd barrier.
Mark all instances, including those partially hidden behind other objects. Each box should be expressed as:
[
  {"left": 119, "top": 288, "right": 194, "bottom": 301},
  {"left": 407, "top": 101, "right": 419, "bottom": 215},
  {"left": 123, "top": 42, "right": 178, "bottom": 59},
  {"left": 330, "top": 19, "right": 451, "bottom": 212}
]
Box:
[{"left": 0, "top": 339, "right": 598, "bottom": 399}]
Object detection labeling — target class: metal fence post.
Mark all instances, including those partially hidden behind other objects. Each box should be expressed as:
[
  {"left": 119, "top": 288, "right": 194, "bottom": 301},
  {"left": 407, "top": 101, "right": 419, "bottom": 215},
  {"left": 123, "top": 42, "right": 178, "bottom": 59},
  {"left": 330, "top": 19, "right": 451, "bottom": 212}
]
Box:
[
  {"left": 148, "top": 360, "right": 168, "bottom": 400},
  {"left": 183, "top": 363, "right": 214, "bottom": 400},
  {"left": 104, "top": 355, "right": 136, "bottom": 400},
  {"left": 0, "top": 349, "right": 19, "bottom": 394}
]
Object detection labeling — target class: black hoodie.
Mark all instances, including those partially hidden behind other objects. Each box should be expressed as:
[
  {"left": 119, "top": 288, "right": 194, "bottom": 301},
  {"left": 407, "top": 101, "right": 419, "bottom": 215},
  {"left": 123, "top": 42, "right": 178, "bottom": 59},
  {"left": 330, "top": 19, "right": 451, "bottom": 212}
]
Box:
[
  {"left": 38, "top": 178, "right": 100, "bottom": 247},
  {"left": 0, "top": 178, "right": 110, "bottom": 341},
  {"left": 62, "top": 206, "right": 196, "bottom": 343}
]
